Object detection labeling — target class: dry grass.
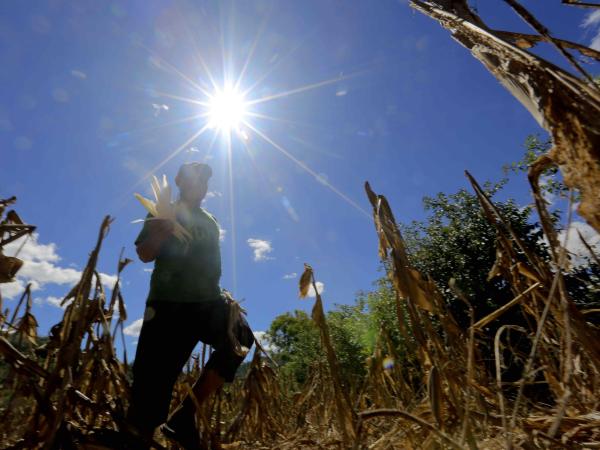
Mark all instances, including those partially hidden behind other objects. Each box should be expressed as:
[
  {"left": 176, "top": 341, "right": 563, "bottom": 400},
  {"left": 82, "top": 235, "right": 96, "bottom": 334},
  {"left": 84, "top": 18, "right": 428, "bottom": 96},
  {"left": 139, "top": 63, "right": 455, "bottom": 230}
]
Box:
[{"left": 1, "top": 3, "right": 599, "bottom": 448}]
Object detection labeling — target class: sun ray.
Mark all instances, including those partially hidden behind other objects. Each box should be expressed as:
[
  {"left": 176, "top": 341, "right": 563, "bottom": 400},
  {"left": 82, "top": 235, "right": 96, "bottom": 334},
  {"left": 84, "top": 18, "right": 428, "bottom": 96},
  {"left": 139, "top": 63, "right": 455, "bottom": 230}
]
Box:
[
  {"left": 225, "top": 132, "right": 237, "bottom": 296},
  {"left": 233, "top": 13, "right": 270, "bottom": 92},
  {"left": 174, "top": 2, "right": 220, "bottom": 92},
  {"left": 238, "top": 136, "right": 288, "bottom": 205},
  {"left": 202, "top": 129, "right": 220, "bottom": 163},
  {"left": 112, "top": 122, "right": 213, "bottom": 214},
  {"left": 288, "top": 134, "right": 345, "bottom": 160},
  {"left": 119, "top": 14, "right": 383, "bottom": 307},
  {"left": 242, "top": 120, "right": 370, "bottom": 218},
  {"left": 244, "top": 111, "right": 316, "bottom": 128},
  {"left": 155, "top": 91, "right": 210, "bottom": 108},
  {"left": 140, "top": 42, "right": 213, "bottom": 98},
  {"left": 129, "top": 122, "right": 212, "bottom": 193},
  {"left": 246, "top": 73, "right": 357, "bottom": 107},
  {"left": 190, "top": 49, "right": 219, "bottom": 93},
  {"left": 219, "top": 1, "right": 232, "bottom": 86},
  {"left": 117, "top": 112, "right": 208, "bottom": 137},
  {"left": 241, "top": 31, "right": 316, "bottom": 99}
]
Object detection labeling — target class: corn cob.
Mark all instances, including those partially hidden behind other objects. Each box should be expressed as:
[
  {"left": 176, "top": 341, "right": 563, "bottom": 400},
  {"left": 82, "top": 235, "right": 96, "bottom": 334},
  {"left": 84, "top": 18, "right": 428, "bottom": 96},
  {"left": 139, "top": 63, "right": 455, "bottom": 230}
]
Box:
[{"left": 134, "top": 175, "right": 192, "bottom": 243}]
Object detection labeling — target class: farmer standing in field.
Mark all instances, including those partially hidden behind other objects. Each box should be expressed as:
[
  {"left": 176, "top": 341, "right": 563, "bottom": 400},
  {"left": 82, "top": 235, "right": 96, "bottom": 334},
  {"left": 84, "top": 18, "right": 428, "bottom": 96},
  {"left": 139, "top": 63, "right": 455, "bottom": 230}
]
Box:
[{"left": 127, "top": 162, "right": 253, "bottom": 449}]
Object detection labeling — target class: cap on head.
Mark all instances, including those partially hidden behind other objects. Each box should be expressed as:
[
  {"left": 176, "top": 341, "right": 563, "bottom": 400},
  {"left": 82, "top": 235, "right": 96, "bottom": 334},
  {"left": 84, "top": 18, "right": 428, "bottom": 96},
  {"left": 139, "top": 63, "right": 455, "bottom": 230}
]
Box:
[{"left": 175, "top": 162, "right": 212, "bottom": 187}]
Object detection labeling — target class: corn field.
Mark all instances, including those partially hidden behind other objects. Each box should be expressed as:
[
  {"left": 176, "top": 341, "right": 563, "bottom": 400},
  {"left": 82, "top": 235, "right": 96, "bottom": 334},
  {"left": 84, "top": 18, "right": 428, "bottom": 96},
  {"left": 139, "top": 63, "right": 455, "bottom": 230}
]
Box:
[{"left": 1, "top": 1, "right": 600, "bottom": 449}]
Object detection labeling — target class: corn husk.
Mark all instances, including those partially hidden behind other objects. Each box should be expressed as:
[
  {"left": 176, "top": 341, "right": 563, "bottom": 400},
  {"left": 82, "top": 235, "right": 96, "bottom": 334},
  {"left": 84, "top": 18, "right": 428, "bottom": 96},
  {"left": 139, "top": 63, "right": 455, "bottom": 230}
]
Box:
[
  {"left": 0, "top": 254, "right": 23, "bottom": 283},
  {"left": 134, "top": 175, "right": 192, "bottom": 243}
]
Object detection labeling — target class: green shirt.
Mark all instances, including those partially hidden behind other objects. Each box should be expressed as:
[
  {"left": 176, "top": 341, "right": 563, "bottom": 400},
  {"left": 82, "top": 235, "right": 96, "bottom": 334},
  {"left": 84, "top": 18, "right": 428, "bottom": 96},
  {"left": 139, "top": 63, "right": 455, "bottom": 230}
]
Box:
[{"left": 135, "top": 205, "right": 222, "bottom": 303}]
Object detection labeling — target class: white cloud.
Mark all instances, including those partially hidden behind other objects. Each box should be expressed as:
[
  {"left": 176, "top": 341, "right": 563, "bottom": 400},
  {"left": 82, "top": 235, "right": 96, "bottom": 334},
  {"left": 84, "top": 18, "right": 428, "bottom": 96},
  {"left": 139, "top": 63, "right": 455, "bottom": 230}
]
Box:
[
  {"left": 0, "top": 233, "right": 117, "bottom": 300},
  {"left": 283, "top": 272, "right": 297, "bottom": 280},
  {"left": 205, "top": 191, "right": 222, "bottom": 200},
  {"left": 46, "top": 296, "right": 62, "bottom": 308},
  {"left": 219, "top": 227, "right": 227, "bottom": 242},
  {"left": 558, "top": 221, "right": 600, "bottom": 268},
  {"left": 152, "top": 103, "right": 169, "bottom": 116},
  {"left": 583, "top": 10, "right": 600, "bottom": 27},
  {"left": 1, "top": 279, "right": 28, "bottom": 300},
  {"left": 124, "top": 318, "right": 143, "bottom": 337},
  {"left": 307, "top": 281, "right": 325, "bottom": 297},
  {"left": 45, "top": 296, "right": 72, "bottom": 309},
  {"left": 582, "top": 11, "right": 600, "bottom": 50},
  {"left": 5, "top": 234, "right": 59, "bottom": 262},
  {"left": 18, "top": 261, "right": 82, "bottom": 285},
  {"left": 70, "top": 69, "right": 87, "bottom": 79},
  {"left": 247, "top": 238, "right": 273, "bottom": 261},
  {"left": 99, "top": 272, "right": 118, "bottom": 287}
]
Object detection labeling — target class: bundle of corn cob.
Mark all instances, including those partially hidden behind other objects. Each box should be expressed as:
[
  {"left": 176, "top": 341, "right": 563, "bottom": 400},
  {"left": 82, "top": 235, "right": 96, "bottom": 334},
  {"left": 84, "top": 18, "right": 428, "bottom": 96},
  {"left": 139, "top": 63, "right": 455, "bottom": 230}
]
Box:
[{"left": 134, "top": 175, "right": 192, "bottom": 243}]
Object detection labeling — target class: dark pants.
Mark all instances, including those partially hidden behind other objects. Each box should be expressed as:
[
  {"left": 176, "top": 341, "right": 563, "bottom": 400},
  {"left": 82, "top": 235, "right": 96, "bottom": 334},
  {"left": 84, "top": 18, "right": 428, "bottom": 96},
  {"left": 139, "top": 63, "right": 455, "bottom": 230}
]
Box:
[{"left": 127, "top": 298, "right": 253, "bottom": 435}]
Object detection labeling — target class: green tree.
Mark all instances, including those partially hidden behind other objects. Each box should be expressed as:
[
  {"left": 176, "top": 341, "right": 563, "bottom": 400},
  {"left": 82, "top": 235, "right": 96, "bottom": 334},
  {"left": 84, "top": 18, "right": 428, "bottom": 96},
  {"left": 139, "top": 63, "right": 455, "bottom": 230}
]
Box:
[
  {"left": 266, "top": 283, "right": 403, "bottom": 387},
  {"left": 267, "top": 310, "right": 320, "bottom": 384}
]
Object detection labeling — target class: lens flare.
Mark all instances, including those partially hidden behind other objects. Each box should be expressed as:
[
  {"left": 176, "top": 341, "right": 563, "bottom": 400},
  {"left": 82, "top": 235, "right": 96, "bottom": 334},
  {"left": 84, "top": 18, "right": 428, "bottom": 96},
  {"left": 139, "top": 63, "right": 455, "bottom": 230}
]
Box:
[{"left": 383, "top": 356, "right": 395, "bottom": 371}]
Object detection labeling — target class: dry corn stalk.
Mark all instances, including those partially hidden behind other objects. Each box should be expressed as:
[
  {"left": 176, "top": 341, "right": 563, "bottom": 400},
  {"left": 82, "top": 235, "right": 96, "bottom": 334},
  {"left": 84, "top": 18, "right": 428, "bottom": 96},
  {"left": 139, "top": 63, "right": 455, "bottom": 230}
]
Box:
[
  {"left": 410, "top": 0, "right": 600, "bottom": 235},
  {"left": 299, "top": 263, "right": 357, "bottom": 445},
  {"left": 226, "top": 348, "right": 282, "bottom": 441},
  {"left": 222, "top": 289, "right": 251, "bottom": 358}
]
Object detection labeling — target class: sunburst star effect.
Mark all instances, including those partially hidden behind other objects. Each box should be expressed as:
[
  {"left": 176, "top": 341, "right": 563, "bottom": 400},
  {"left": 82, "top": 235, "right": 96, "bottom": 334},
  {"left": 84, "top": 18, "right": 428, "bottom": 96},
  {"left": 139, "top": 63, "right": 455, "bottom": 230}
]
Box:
[{"left": 125, "top": 23, "right": 369, "bottom": 294}]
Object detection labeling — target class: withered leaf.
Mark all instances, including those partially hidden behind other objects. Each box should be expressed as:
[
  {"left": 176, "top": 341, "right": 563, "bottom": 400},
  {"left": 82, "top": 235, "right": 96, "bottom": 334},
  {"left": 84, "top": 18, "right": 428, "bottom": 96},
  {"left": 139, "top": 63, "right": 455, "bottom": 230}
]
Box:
[
  {"left": 428, "top": 365, "right": 443, "bottom": 430},
  {"left": 118, "top": 257, "right": 133, "bottom": 274},
  {"left": 0, "top": 255, "right": 23, "bottom": 283},
  {"left": 298, "top": 264, "right": 313, "bottom": 298},
  {"left": 487, "top": 248, "right": 504, "bottom": 282},
  {"left": 117, "top": 291, "right": 127, "bottom": 322},
  {"left": 16, "top": 312, "right": 38, "bottom": 344}
]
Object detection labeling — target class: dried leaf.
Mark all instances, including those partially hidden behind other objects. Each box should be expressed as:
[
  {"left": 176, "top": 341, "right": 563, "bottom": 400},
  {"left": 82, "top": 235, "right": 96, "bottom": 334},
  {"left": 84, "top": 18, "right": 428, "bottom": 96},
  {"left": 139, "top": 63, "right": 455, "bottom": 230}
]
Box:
[
  {"left": 5, "top": 210, "right": 23, "bottom": 225},
  {"left": 298, "top": 264, "right": 313, "bottom": 298},
  {"left": 0, "top": 254, "right": 23, "bottom": 283},
  {"left": 118, "top": 257, "right": 133, "bottom": 274},
  {"left": 515, "top": 262, "right": 542, "bottom": 283},
  {"left": 16, "top": 312, "right": 38, "bottom": 344},
  {"left": 487, "top": 248, "right": 503, "bottom": 282},
  {"left": 428, "top": 365, "right": 443, "bottom": 430},
  {"left": 411, "top": 0, "right": 600, "bottom": 234},
  {"left": 117, "top": 291, "right": 127, "bottom": 322}
]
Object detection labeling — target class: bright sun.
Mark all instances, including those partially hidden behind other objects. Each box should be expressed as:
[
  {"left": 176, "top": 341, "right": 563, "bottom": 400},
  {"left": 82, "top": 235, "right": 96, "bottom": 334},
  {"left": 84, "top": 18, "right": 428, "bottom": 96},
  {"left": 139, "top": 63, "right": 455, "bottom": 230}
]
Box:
[{"left": 207, "top": 85, "right": 248, "bottom": 132}]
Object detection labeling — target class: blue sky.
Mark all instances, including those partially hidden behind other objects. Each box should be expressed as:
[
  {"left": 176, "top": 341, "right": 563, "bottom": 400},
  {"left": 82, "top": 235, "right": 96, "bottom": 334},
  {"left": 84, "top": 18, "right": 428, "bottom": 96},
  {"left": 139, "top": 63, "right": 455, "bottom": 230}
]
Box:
[{"left": 2, "top": 1, "right": 599, "bottom": 356}]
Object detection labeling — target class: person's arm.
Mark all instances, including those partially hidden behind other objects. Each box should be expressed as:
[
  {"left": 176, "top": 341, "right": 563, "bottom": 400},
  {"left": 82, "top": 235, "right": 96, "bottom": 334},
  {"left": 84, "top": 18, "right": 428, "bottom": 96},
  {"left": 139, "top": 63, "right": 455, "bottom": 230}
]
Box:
[{"left": 135, "top": 219, "right": 174, "bottom": 263}]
